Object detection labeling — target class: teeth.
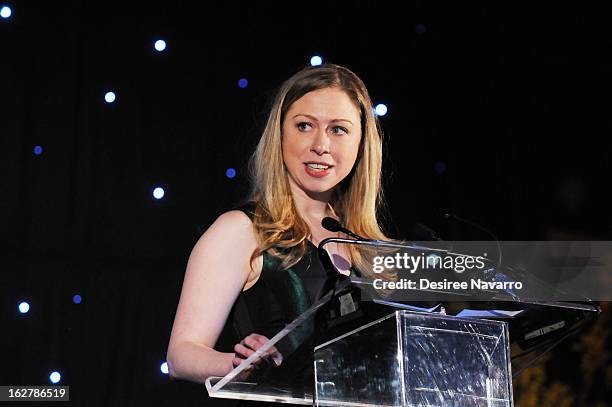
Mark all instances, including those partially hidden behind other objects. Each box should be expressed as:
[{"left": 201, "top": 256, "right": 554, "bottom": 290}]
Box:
[{"left": 306, "top": 163, "right": 330, "bottom": 170}]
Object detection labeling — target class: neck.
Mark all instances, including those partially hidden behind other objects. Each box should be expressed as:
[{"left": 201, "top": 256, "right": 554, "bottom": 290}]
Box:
[{"left": 288, "top": 180, "right": 333, "bottom": 224}]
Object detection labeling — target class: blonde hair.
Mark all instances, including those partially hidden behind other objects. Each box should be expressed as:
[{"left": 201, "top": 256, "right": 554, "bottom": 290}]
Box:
[{"left": 245, "top": 64, "right": 392, "bottom": 279}]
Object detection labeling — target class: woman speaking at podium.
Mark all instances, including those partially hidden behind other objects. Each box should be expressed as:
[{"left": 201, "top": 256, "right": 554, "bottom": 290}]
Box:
[{"left": 166, "top": 63, "right": 391, "bottom": 403}]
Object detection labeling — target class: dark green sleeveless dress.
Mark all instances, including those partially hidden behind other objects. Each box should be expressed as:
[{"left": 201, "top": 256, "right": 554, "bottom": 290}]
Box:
[{"left": 211, "top": 202, "right": 330, "bottom": 406}]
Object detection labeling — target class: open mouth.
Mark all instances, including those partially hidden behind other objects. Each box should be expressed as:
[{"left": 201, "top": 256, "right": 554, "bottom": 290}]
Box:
[
  {"left": 304, "top": 163, "right": 334, "bottom": 177},
  {"left": 305, "top": 163, "right": 333, "bottom": 172}
]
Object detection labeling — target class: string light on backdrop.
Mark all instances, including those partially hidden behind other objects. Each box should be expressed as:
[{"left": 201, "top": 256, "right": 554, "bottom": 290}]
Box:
[
  {"left": 154, "top": 39, "right": 167, "bottom": 52},
  {"left": 49, "top": 371, "right": 62, "bottom": 384},
  {"left": 310, "top": 55, "right": 323, "bottom": 66},
  {"left": 153, "top": 187, "right": 165, "bottom": 200},
  {"left": 18, "top": 301, "right": 30, "bottom": 314},
  {"left": 73, "top": 294, "right": 82, "bottom": 304},
  {"left": 34, "top": 145, "right": 43, "bottom": 155},
  {"left": 0, "top": 5, "right": 12, "bottom": 19},
  {"left": 160, "top": 362, "right": 169, "bottom": 375},
  {"left": 238, "top": 78, "right": 248, "bottom": 88},
  {"left": 226, "top": 168, "right": 236, "bottom": 179},
  {"left": 374, "top": 103, "right": 388, "bottom": 117},
  {"left": 104, "top": 91, "right": 116, "bottom": 104}
]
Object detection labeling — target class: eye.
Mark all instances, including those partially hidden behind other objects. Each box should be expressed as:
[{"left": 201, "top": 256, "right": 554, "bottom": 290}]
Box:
[
  {"left": 331, "top": 126, "right": 349, "bottom": 135},
  {"left": 297, "top": 122, "right": 312, "bottom": 131}
]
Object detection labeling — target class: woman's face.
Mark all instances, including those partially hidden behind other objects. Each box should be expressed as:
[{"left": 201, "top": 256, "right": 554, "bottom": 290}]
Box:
[{"left": 282, "top": 87, "right": 362, "bottom": 197}]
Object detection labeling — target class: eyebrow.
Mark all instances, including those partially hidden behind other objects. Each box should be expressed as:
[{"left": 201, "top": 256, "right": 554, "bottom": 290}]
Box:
[{"left": 293, "top": 114, "right": 353, "bottom": 125}]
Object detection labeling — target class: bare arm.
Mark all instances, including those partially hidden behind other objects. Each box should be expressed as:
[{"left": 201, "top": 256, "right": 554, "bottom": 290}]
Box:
[{"left": 166, "top": 210, "right": 261, "bottom": 383}]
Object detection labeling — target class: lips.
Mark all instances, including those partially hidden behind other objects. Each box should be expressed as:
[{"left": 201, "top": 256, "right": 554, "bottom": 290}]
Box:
[
  {"left": 304, "top": 163, "right": 333, "bottom": 178},
  {"left": 304, "top": 161, "right": 334, "bottom": 169}
]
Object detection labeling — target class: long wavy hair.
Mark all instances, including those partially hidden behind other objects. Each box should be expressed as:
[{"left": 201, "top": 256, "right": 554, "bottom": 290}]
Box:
[{"left": 245, "top": 64, "right": 391, "bottom": 279}]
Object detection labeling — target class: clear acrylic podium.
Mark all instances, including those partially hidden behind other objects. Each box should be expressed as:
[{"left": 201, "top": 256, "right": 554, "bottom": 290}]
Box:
[
  {"left": 314, "top": 309, "right": 512, "bottom": 407},
  {"left": 205, "top": 296, "right": 513, "bottom": 406},
  {"left": 205, "top": 235, "right": 604, "bottom": 405}
]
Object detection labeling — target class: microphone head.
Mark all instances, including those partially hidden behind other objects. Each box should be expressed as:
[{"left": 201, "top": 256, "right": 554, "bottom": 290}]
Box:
[{"left": 322, "top": 217, "right": 342, "bottom": 232}]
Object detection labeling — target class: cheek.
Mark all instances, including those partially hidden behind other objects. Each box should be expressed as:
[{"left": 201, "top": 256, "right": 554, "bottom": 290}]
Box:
[
  {"left": 282, "top": 135, "right": 305, "bottom": 165},
  {"left": 338, "top": 139, "right": 361, "bottom": 167}
]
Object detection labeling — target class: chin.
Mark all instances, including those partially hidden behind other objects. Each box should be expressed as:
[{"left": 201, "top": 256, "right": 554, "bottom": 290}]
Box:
[
  {"left": 301, "top": 181, "right": 338, "bottom": 195},
  {"left": 289, "top": 171, "right": 343, "bottom": 195}
]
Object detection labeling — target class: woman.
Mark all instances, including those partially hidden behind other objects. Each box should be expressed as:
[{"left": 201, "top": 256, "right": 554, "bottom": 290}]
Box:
[{"left": 166, "top": 63, "right": 391, "bottom": 389}]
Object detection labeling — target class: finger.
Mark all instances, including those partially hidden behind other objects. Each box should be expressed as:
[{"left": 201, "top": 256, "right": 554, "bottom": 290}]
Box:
[
  {"left": 246, "top": 334, "right": 272, "bottom": 350},
  {"left": 233, "top": 359, "right": 255, "bottom": 369},
  {"left": 262, "top": 348, "right": 279, "bottom": 360},
  {"left": 270, "top": 351, "right": 283, "bottom": 366},
  {"left": 243, "top": 336, "right": 266, "bottom": 351},
  {"left": 234, "top": 343, "right": 256, "bottom": 358},
  {"left": 234, "top": 343, "right": 268, "bottom": 366},
  {"left": 233, "top": 357, "right": 255, "bottom": 371},
  {"left": 249, "top": 333, "right": 270, "bottom": 344},
  {"left": 233, "top": 358, "right": 255, "bottom": 367},
  {"left": 241, "top": 335, "right": 278, "bottom": 363},
  {"left": 232, "top": 355, "right": 244, "bottom": 367}
]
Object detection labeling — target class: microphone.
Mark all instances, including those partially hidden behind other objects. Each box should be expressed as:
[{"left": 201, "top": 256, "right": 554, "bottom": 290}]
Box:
[
  {"left": 319, "top": 217, "right": 369, "bottom": 283},
  {"left": 321, "top": 217, "right": 371, "bottom": 241}
]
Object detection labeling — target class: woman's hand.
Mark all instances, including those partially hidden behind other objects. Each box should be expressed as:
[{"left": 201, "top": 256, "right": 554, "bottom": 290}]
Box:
[{"left": 232, "top": 333, "right": 283, "bottom": 371}]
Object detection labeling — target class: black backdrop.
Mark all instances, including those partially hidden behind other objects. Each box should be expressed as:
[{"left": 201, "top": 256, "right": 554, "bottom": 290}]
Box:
[{"left": 2, "top": 1, "right": 611, "bottom": 406}]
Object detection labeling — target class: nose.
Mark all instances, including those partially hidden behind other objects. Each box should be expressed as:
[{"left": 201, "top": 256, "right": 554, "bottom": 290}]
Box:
[{"left": 310, "top": 128, "right": 330, "bottom": 155}]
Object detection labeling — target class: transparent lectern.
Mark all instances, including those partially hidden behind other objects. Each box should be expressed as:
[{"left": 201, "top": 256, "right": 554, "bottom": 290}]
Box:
[
  {"left": 205, "top": 298, "right": 512, "bottom": 406},
  {"left": 205, "top": 240, "right": 514, "bottom": 406},
  {"left": 314, "top": 310, "right": 511, "bottom": 406}
]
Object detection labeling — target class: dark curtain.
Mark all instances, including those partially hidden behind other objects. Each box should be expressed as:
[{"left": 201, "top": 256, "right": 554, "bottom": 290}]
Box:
[{"left": 2, "top": 2, "right": 610, "bottom": 406}]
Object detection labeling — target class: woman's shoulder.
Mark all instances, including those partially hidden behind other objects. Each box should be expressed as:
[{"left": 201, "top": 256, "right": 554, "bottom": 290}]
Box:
[
  {"left": 210, "top": 202, "right": 264, "bottom": 290},
  {"left": 231, "top": 200, "right": 258, "bottom": 222},
  {"left": 201, "top": 202, "right": 262, "bottom": 259},
  {"left": 210, "top": 208, "right": 255, "bottom": 237},
  {"left": 194, "top": 201, "right": 259, "bottom": 248},
  {"left": 189, "top": 205, "right": 261, "bottom": 278}
]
